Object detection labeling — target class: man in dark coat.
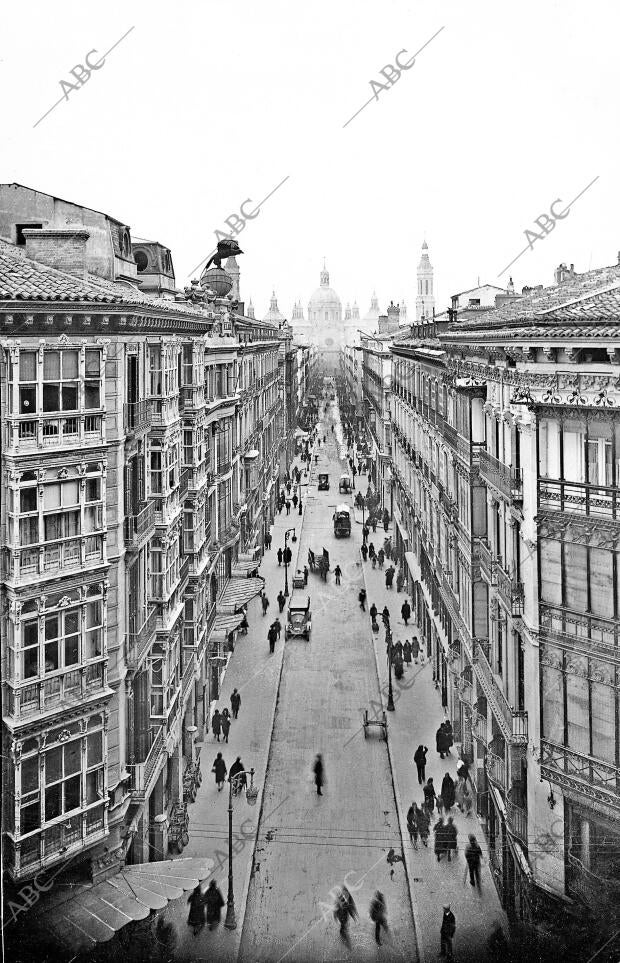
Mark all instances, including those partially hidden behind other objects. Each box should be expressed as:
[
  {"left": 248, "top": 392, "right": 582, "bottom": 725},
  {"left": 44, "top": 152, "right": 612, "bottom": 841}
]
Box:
[
  {"left": 277, "top": 591, "right": 286, "bottom": 612},
  {"left": 401, "top": 599, "right": 411, "bottom": 625},
  {"left": 413, "top": 745, "right": 428, "bottom": 784},
  {"left": 262, "top": 593, "right": 270, "bottom": 616},
  {"left": 361, "top": 543, "right": 368, "bottom": 562},
  {"left": 212, "top": 752, "right": 227, "bottom": 791},
  {"left": 362, "top": 524, "right": 369, "bottom": 545},
  {"left": 445, "top": 816, "right": 458, "bottom": 862},
  {"left": 434, "top": 816, "right": 448, "bottom": 862},
  {"left": 268, "top": 625, "right": 277, "bottom": 653},
  {"left": 440, "top": 905, "right": 456, "bottom": 960},
  {"left": 423, "top": 777, "right": 436, "bottom": 812},
  {"left": 212, "top": 709, "right": 221, "bottom": 741},
  {"left": 229, "top": 757, "right": 246, "bottom": 794},
  {"left": 313, "top": 754, "right": 324, "bottom": 795},
  {"left": 369, "top": 602, "right": 378, "bottom": 621},
  {"left": 187, "top": 884, "right": 206, "bottom": 935},
  {"left": 358, "top": 588, "right": 366, "bottom": 611},
  {"left": 204, "top": 880, "right": 225, "bottom": 929},
  {"left": 221, "top": 714, "right": 230, "bottom": 743},
  {"left": 441, "top": 772, "right": 456, "bottom": 811},
  {"left": 465, "top": 834, "right": 483, "bottom": 889},
  {"left": 230, "top": 688, "right": 241, "bottom": 719},
  {"left": 277, "top": 548, "right": 283, "bottom": 566},
  {"left": 284, "top": 546, "right": 292, "bottom": 565},
  {"left": 436, "top": 724, "right": 448, "bottom": 759}
]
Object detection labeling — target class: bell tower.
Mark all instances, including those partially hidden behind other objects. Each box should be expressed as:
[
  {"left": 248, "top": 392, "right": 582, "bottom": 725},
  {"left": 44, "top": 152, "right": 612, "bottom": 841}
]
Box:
[{"left": 416, "top": 240, "right": 435, "bottom": 322}]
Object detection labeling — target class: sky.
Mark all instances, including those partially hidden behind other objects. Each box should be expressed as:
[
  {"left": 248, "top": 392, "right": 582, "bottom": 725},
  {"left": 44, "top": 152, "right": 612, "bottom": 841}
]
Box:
[{"left": 1, "top": 0, "right": 618, "bottom": 321}]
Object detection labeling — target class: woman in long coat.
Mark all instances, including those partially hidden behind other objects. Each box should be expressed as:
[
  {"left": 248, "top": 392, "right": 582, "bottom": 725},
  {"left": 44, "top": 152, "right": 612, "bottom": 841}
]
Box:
[
  {"left": 213, "top": 752, "right": 227, "bottom": 791},
  {"left": 187, "top": 885, "right": 206, "bottom": 935},
  {"left": 204, "top": 880, "right": 225, "bottom": 929},
  {"left": 423, "top": 777, "right": 436, "bottom": 813},
  {"left": 212, "top": 710, "right": 221, "bottom": 742},
  {"left": 441, "top": 772, "right": 456, "bottom": 811},
  {"left": 411, "top": 637, "right": 420, "bottom": 662},
  {"left": 403, "top": 640, "right": 412, "bottom": 665},
  {"left": 434, "top": 817, "right": 447, "bottom": 861}
]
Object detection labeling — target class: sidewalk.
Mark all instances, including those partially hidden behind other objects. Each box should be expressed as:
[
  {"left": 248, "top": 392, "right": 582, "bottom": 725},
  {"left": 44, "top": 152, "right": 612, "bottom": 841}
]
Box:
[
  {"left": 161, "top": 456, "right": 309, "bottom": 961},
  {"left": 360, "top": 521, "right": 508, "bottom": 963}
]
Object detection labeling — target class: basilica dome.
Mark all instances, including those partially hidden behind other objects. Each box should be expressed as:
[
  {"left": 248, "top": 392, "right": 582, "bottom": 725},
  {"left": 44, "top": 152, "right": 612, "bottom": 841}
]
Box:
[{"left": 308, "top": 266, "right": 342, "bottom": 324}]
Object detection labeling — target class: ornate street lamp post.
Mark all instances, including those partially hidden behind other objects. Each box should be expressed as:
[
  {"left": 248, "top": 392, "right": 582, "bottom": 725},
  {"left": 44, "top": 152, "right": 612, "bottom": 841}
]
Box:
[
  {"left": 386, "top": 625, "right": 395, "bottom": 711},
  {"left": 224, "top": 768, "right": 258, "bottom": 930},
  {"left": 284, "top": 527, "right": 296, "bottom": 597}
]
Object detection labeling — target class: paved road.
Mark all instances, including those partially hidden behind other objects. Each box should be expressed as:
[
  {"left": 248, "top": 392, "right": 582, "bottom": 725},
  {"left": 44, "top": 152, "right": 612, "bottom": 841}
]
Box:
[{"left": 240, "top": 410, "right": 417, "bottom": 961}]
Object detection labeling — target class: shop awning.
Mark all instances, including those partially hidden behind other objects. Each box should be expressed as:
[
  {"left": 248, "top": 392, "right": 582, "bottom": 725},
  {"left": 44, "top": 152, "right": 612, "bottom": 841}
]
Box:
[
  {"left": 40, "top": 857, "right": 213, "bottom": 957},
  {"left": 218, "top": 575, "right": 265, "bottom": 613},
  {"left": 231, "top": 558, "right": 260, "bottom": 577},
  {"left": 213, "top": 611, "right": 245, "bottom": 634}
]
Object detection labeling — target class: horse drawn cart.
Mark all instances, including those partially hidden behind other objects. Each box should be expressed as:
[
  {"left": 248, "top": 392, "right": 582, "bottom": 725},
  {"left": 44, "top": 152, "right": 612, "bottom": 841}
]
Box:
[{"left": 307, "top": 547, "right": 330, "bottom": 581}]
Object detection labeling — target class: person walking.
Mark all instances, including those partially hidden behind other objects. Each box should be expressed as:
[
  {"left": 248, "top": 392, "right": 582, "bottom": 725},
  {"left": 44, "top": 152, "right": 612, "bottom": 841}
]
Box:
[
  {"left": 361, "top": 542, "right": 368, "bottom": 562},
  {"left": 298, "top": 497, "right": 303, "bottom": 516},
  {"left": 277, "top": 591, "right": 286, "bottom": 613},
  {"left": 396, "top": 569, "right": 405, "bottom": 592},
  {"left": 385, "top": 565, "right": 395, "bottom": 589},
  {"left": 187, "top": 884, "right": 206, "bottom": 936},
  {"left": 393, "top": 639, "right": 403, "bottom": 664},
  {"left": 382, "top": 508, "right": 390, "bottom": 532},
  {"left": 418, "top": 804, "right": 430, "bottom": 847},
  {"left": 369, "top": 891, "right": 388, "bottom": 945},
  {"left": 445, "top": 816, "right": 458, "bottom": 862},
  {"left": 369, "top": 542, "right": 376, "bottom": 567},
  {"left": 377, "top": 548, "right": 385, "bottom": 569},
  {"left": 456, "top": 756, "right": 471, "bottom": 786},
  {"left": 229, "top": 757, "right": 247, "bottom": 794},
  {"left": 440, "top": 905, "right": 456, "bottom": 960},
  {"left": 221, "top": 714, "right": 230, "bottom": 743},
  {"left": 292, "top": 493, "right": 298, "bottom": 509},
  {"left": 465, "top": 834, "right": 483, "bottom": 890},
  {"left": 401, "top": 599, "right": 411, "bottom": 625},
  {"left": 286, "top": 499, "right": 291, "bottom": 515},
  {"left": 357, "top": 588, "right": 366, "bottom": 611},
  {"left": 436, "top": 793, "right": 445, "bottom": 818},
  {"left": 462, "top": 783, "right": 474, "bottom": 817},
  {"left": 230, "top": 688, "right": 241, "bottom": 719},
  {"left": 212, "top": 709, "right": 221, "bottom": 742},
  {"left": 434, "top": 816, "right": 447, "bottom": 862},
  {"left": 277, "top": 547, "right": 283, "bottom": 566},
  {"left": 264, "top": 531, "right": 272, "bottom": 550},
  {"left": 382, "top": 605, "right": 390, "bottom": 626},
  {"left": 403, "top": 639, "right": 412, "bottom": 666},
  {"left": 204, "top": 880, "right": 225, "bottom": 930},
  {"left": 212, "top": 752, "right": 227, "bottom": 791},
  {"left": 414, "top": 745, "right": 428, "bottom": 784},
  {"left": 423, "top": 776, "right": 436, "bottom": 813},
  {"left": 334, "top": 885, "right": 358, "bottom": 941},
  {"left": 369, "top": 602, "right": 378, "bottom": 622},
  {"left": 436, "top": 724, "right": 448, "bottom": 759},
  {"left": 455, "top": 775, "right": 466, "bottom": 813},
  {"left": 313, "top": 754, "right": 324, "bottom": 795},
  {"left": 273, "top": 617, "right": 282, "bottom": 640},
  {"left": 303, "top": 565, "right": 309, "bottom": 586},
  {"left": 412, "top": 636, "right": 420, "bottom": 663},
  {"left": 406, "top": 802, "right": 419, "bottom": 849},
  {"left": 268, "top": 624, "right": 277, "bottom": 653},
  {"left": 284, "top": 546, "right": 292, "bottom": 566},
  {"left": 443, "top": 720, "right": 454, "bottom": 755},
  {"left": 441, "top": 772, "right": 456, "bottom": 812},
  {"left": 261, "top": 593, "right": 270, "bottom": 616},
  {"left": 334, "top": 564, "right": 342, "bottom": 585},
  {"left": 362, "top": 524, "right": 369, "bottom": 545},
  {"left": 371, "top": 516, "right": 378, "bottom": 533}
]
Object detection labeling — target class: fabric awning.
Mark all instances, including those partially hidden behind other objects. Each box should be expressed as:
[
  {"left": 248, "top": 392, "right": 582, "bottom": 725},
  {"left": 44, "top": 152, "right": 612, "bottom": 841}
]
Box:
[
  {"left": 41, "top": 857, "right": 213, "bottom": 957},
  {"left": 213, "top": 611, "right": 245, "bottom": 634},
  {"left": 405, "top": 551, "right": 420, "bottom": 582},
  {"left": 218, "top": 575, "right": 265, "bottom": 613},
  {"left": 231, "top": 558, "right": 260, "bottom": 576}
]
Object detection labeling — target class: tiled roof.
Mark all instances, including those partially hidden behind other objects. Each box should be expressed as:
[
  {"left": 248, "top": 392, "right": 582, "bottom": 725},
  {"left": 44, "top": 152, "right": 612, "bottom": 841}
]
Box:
[{"left": 451, "top": 263, "right": 620, "bottom": 331}]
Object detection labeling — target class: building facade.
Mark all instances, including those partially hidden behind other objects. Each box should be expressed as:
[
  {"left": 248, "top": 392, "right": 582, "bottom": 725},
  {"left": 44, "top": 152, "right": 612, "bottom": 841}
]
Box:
[{"left": 0, "top": 186, "right": 290, "bottom": 886}]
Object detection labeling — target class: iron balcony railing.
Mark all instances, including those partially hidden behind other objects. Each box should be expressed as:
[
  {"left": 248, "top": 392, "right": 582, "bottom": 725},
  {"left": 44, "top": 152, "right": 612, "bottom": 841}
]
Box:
[
  {"left": 473, "top": 638, "right": 528, "bottom": 743},
  {"left": 124, "top": 501, "right": 156, "bottom": 545},
  {"left": 539, "top": 478, "right": 620, "bottom": 520},
  {"left": 124, "top": 400, "right": 150, "bottom": 432},
  {"left": 480, "top": 449, "right": 522, "bottom": 501}
]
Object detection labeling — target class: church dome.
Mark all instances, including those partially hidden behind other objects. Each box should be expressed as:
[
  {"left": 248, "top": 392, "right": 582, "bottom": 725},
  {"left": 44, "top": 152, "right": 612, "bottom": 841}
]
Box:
[
  {"left": 308, "top": 265, "right": 342, "bottom": 322},
  {"left": 263, "top": 290, "right": 285, "bottom": 324}
]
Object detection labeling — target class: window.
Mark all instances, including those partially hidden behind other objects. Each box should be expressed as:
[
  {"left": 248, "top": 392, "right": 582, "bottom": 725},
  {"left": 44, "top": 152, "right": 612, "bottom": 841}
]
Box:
[
  {"left": 43, "top": 350, "right": 79, "bottom": 412},
  {"left": 45, "top": 742, "right": 81, "bottom": 820},
  {"left": 149, "top": 346, "right": 162, "bottom": 395},
  {"left": 19, "top": 351, "right": 37, "bottom": 413},
  {"left": 150, "top": 444, "right": 162, "bottom": 494},
  {"left": 85, "top": 600, "right": 103, "bottom": 659}
]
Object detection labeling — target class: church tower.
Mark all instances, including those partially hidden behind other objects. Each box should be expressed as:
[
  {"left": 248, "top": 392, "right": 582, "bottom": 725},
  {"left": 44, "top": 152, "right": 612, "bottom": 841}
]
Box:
[{"left": 416, "top": 241, "right": 435, "bottom": 322}]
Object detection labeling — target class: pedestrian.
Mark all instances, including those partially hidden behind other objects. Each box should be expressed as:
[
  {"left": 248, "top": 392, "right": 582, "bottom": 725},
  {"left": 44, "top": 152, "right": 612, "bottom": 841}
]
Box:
[
  {"left": 377, "top": 548, "right": 385, "bottom": 569},
  {"left": 442, "top": 772, "right": 456, "bottom": 811},
  {"left": 462, "top": 784, "right": 473, "bottom": 817},
  {"left": 436, "top": 793, "right": 445, "bottom": 817},
  {"left": 455, "top": 776, "right": 466, "bottom": 812},
  {"left": 334, "top": 564, "right": 342, "bottom": 585},
  {"left": 303, "top": 565, "right": 309, "bottom": 586},
  {"left": 277, "top": 547, "right": 283, "bottom": 566},
  {"left": 212, "top": 752, "right": 227, "bottom": 791},
  {"left": 292, "top": 493, "right": 298, "bottom": 509},
  {"left": 418, "top": 804, "right": 430, "bottom": 847},
  {"left": 286, "top": 499, "right": 291, "bottom": 514},
  {"left": 212, "top": 709, "right": 221, "bottom": 741},
  {"left": 381, "top": 605, "right": 390, "bottom": 626},
  {"left": 229, "top": 757, "right": 247, "bottom": 793},
  {"left": 423, "top": 777, "right": 436, "bottom": 813},
  {"left": 265, "top": 531, "right": 272, "bottom": 550},
  {"left": 446, "top": 816, "right": 458, "bottom": 862},
  {"left": 273, "top": 617, "right": 282, "bottom": 639},
  {"left": 465, "top": 834, "right": 483, "bottom": 890},
  {"left": 361, "top": 543, "right": 368, "bottom": 561},
  {"left": 298, "top": 497, "right": 303, "bottom": 515},
  {"left": 369, "top": 891, "right": 388, "bottom": 945},
  {"left": 444, "top": 720, "right": 454, "bottom": 755},
  {"left": 221, "top": 714, "right": 230, "bottom": 743},
  {"left": 313, "top": 754, "right": 324, "bottom": 795},
  {"left": 239, "top": 610, "right": 249, "bottom": 634},
  {"left": 284, "top": 546, "right": 292, "bottom": 565},
  {"left": 187, "top": 884, "right": 206, "bottom": 936},
  {"left": 370, "top": 546, "right": 377, "bottom": 568},
  {"left": 403, "top": 639, "right": 412, "bottom": 665},
  {"left": 334, "top": 885, "right": 358, "bottom": 941},
  {"left": 456, "top": 757, "right": 470, "bottom": 786},
  {"left": 268, "top": 624, "right": 277, "bottom": 653},
  {"left": 436, "top": 724, "right": 448, "bottom": 759},
  {"left": 396, "top": 569, "right": 404, "bottom": 592},
  {"left": 384, "top": 537, "right": 392, "bottom": 559},
  {"left": 401, "top": 599, "right": 411, "bottom": 625},
  {"left": 231, "top": 688, "right": 241, "bottom": 719},
  {"left": 277, "top": 591, "right": 286, "bottom": 613},
  {"left": 434, "top": 816, "right": 447, "bottom": 862},
  {"left": 407, "top": 802, "right": 419, "bottom": 849},
  {"left": 440, "top": 905, "right": 456, "bottom": 960},
  {"left": 371, "top": 516, "right": 377, "bottom": 533},
  {"left": 385, "top": 566, "right": 394, "bottom": 589},
  {"left": 369, "top": 602, "right": 378, "bottom": 621},
  {"left": 362, "top": 525, "right": 369, "bottom": 545},
  {"left": 204, "top": 880, "right": 225, "bottom": 930},
  {"left": 393, "top": 639, "right": 403, "bottom": 663},
  {"left": 413, "top": 745, "right": 428, "bottom": 784},
  {"left": 262, "top": 594, "right": 269, "bottom": 616},
  {"left": 382, "top": 508, "right": 390, "bottom": 532},
  {"left": 412, "top": 636, "right": 420, "bottom": 663}
]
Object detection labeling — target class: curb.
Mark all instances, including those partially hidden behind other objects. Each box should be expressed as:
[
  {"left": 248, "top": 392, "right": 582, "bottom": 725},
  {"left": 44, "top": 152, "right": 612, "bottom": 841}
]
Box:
[{"left": 360, "top": 549, "right": 425, "bottom": 963}]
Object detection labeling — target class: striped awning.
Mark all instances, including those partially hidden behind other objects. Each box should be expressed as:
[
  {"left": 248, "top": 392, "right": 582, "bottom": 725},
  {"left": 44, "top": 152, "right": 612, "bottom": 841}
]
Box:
[
  {"left": 218, "top": 576, "right": 265, "bottom": 613},
  {"left": 41, "top": 858, "right": 213, "bottom": 956},
  {"left": 232, "top": 558, "right": 260, "bottom": 576},
  {"left": 213, "top": 611, "right": 245, "bottom": 634}
]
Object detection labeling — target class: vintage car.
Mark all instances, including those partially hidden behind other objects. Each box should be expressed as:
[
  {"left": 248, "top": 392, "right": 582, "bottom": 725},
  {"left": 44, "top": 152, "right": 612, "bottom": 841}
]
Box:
[
  {"left": 339, "top": 474, "right": 353, "bottom": 494},
  {"left": 286, "top": 590, "right": 312, "bottom": 640},
  {"left": 333, "top": 504, "right": 351, "bottom": 537},
  {"left": 292, "top": 570, "right": 306, "bottom": 590},
  {"left": 318, "top": 472, "right": 329, "bottom": 491}
]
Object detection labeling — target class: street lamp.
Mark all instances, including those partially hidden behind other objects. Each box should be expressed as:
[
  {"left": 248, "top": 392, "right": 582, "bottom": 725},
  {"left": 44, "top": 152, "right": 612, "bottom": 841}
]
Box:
[
  {"left": 386, "top": 626, "right": 395, "bottom": 711},
  {"left": 224, "top": 768, "right": 258, "bottom": 930},
  {"left": 284, "top": 527, "right": 296, "bottom": 597}
]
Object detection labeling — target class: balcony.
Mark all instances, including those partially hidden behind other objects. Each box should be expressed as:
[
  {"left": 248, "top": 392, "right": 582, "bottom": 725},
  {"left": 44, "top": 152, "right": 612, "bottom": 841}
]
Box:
[
  {"left": 131, "top": 725, "right": 165, "bottom": 800},
  {"left": 124, "top": 501, "right": 156, "bottom": 547},
  {"left": 506, "top": 799, "right": 528, "bottom": 847},
  {"left": 124, "top": 400, "right": 150, "bottom": 433},
  {"left": 495, "top": 561, "right": 524, "bottom": 617},
  {"left": 473, "top": 713, "right": 488, "bottom": 743},
  {"left": 5, "top": 535, "right": 105, "bottom": 581},
  {"left": 7, "top": 804, "right": 107, "bottom": 880},
  {"left": 5, "top": 662, "right": 108, "bottom": 724},
  {"left": 127, "top": 606, "right": 158, "bottom": 669},
  {"left": 6, "top": 413, "right": 105, "bottom": 451},
  {"left": 486, "top": 751, "right": 507, "bottom": 788},
  {"left": 473, "top": 639, "right": 528, "bottom": 743},
  {"left": 539, "top": 478, "right": 620, "bottom": 520},
  {"left": 480, "top": 450, "right": 522, "bottom": 501},
  {"left": 476, "top": 538, "right": 495, "bottom": 584},
  {"left": 541, "top": 740, "right": 620, "bottom": 814},
  {"left": 179, "top": 467, "right": 190, "bottom": 499},
  {"left": 539, "top": 602, "right": 619, "bottom": 656}
]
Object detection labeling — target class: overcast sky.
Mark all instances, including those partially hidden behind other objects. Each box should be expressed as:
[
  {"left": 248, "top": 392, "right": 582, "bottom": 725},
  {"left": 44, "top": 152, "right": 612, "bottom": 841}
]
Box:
[{"left": 2, "top": 0, "right": 617, "bottom": 320}]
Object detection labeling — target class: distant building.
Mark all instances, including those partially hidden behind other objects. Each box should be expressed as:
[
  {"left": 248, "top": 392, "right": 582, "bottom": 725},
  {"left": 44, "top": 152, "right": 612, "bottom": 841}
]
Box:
[{"left": 416, "top": 240, "right": 435, "bottom": 322}]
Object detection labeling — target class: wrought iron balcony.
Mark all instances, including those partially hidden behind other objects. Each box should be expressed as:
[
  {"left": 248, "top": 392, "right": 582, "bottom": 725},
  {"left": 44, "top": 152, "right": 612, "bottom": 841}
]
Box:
[
  {"left": 541, "top": 740, "right": 620, "bottom": 816},
  {"left": 480, "top": 449, "right": 522, "bottom": 501},
  {"left": 131, "top": 725, "right": 165, "bottom": 800},
  {"left": 506, "top": 799, "right": 528, "bottom": 847},
  {"left": 539, "top": 478, "right": 620, "bottom": 520},
  {"left": 495, "top": 560, "right": 524, "bottom": 617},
  {"left": 473, "top": 638, "right": 528, "bottom": 743},
  {"left": 124, "top": 501, "right": 156, "bottom": 546},
  {"left": 486, "top": 751, "right": 507, "bottom": 788},
  {"left": 127, "top": 607, "right": 158, "bottom": 669}
]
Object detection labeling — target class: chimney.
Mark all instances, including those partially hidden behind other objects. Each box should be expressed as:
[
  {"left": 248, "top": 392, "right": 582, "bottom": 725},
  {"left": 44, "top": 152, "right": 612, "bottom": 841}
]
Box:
[
  {"left": 377, "top": 313, "right": 389, "bottom": 333},
  {"left": 386, "top": 300, "right": 400, "bottom": 332},
  {"left": 23, "top": 228, "right": 90, "bottom": 279}
]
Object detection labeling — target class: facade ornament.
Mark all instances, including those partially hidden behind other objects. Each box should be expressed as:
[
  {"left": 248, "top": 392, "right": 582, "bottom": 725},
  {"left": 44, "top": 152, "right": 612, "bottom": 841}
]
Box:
[{"left": 57, "top": 467, "right": 69, "bottom": 479}]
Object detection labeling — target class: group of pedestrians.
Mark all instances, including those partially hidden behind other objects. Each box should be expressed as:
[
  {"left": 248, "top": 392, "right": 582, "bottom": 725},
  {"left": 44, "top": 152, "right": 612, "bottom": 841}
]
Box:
[{"left": 333, "top": 885, "right": 388, "bottom": 946}]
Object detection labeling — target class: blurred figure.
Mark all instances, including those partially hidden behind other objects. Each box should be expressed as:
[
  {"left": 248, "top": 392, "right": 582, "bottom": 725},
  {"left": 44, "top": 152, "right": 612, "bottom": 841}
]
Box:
[{"left": 369, "top": 891, "right": 388, "bottom": 945}]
